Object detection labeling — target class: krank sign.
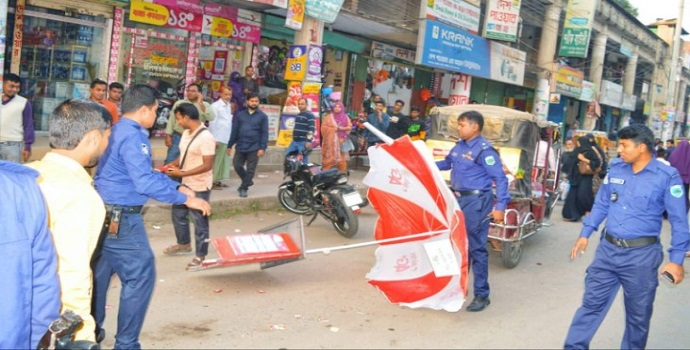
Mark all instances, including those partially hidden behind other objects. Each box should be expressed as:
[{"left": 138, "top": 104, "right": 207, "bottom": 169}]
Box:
[
  {"left": 416, "top": 19, "right": 490, "bottom": 78},
  {"left": 130, "top": 0, "right": 203, "bottom": 32},
  {"left": 285, "top": 45, "right": 308, "bottom": 81}
]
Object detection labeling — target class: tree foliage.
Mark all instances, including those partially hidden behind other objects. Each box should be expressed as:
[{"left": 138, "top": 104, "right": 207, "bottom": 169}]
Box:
[{"left": 613, "top": 0, "right": 640, "bottom": 17}]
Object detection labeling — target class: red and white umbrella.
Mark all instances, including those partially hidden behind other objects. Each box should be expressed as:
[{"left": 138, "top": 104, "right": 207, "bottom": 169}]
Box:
[{"left": 362, "top": 125, "right": 469, "bottom": 312}]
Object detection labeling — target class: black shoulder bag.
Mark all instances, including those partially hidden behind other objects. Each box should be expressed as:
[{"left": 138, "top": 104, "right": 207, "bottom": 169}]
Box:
[{"left": 170, "top": 128, "right": 208, "bottom": 183}]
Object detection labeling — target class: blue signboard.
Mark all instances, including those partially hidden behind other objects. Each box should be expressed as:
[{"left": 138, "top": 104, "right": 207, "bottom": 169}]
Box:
[{"left": 416, "top": 19, "right": 490, "bottom": 78}]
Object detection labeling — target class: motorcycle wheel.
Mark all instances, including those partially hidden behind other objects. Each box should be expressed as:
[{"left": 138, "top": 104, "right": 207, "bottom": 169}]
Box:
[
  {"left": 278, "top": 187, "right": 311, "bottom": 215},
  {"left": 330, "top": 194, "right": 359, "bottom": 238}
]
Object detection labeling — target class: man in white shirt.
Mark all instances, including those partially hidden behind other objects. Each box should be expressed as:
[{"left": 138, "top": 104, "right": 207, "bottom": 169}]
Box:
[
  {"left": 162, "top": 102, "right": 216, "bottom": 270},
  {"left": 209, "top": 86, "right": 234, "bottom": 189},
  {"left": 0, "top": 73, "right": 34, "bottom": 163}
]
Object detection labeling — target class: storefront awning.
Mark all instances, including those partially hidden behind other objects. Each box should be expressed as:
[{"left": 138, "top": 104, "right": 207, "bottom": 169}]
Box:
[{"left": 262, "top": 14, "right": 368, "bottom": 54}]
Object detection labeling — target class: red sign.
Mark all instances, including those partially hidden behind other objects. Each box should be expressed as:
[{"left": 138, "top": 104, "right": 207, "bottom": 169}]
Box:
[{"left": 130, "top": 0, "right": 203, "bottom": 32}]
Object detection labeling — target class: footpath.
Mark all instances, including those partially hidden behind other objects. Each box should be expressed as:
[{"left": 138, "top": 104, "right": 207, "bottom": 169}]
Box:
[{"left": 30, "top": 133, "right": 370, "bottom": 223}]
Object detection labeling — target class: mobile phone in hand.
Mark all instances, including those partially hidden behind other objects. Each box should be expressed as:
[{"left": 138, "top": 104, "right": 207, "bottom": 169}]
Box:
[{"left": 662, "top": 271, "right": 675, "bottom": 284}]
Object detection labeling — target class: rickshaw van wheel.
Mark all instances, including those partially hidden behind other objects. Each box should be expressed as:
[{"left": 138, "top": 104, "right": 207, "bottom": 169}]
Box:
[{"left": 501, "top": 240, "right": 523, "bottom": 269}]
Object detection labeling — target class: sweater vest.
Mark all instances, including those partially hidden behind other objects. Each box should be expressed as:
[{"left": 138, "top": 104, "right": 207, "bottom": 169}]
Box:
[{"left": 1, "top": 95, "right": 28, "bottom": 142}]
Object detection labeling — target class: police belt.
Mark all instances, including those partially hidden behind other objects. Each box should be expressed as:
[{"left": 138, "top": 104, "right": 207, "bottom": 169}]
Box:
[
  {"left": 603, "top": 230, "right": 658, "bottom": 248},
  {"left": 453, "top": 189, "right": 489, "bottom": 197},
  {"left": 105, "top": 205, "right": 144, "bottom": 214}
]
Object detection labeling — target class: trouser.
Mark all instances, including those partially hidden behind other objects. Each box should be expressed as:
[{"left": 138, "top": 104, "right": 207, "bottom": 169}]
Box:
[
  {"left": 233, "top": 150, "right": 259, "bottom": 190},
  {"left": 456, "top": 191, "right": 494, "bottom": 298},
  {"left": 285, "top": 140, "right": 309, "bottom": 163},
  {"left": 93, "top": 212, "right": 155, "bottom": 349},
  {"left": 172, "top": 190, "right": 211, "bottom": 257},
  {"left": 564, "top": 239, "right": 663, "bottom": 349},
  {"left": 164, "top": 132, "right": 181, "bottom": 164},
  {"left": 0, "top": 141, "right": 22, "bottom": 163}
]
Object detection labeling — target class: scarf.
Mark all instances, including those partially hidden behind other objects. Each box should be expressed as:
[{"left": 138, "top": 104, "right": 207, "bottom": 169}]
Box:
[{"left": 332, "top": 102, "right": 350, "bottom": 139}]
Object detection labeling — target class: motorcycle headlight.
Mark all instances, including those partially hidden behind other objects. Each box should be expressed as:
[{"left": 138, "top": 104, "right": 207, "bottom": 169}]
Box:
[{"left": 337, "top": 176, "right": 348, "bottom": 184}]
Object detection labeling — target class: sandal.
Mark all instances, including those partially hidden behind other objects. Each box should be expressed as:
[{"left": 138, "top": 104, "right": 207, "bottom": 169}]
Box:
[
  {"left": 163, "top": 244, "right": 192, "bottom": 256},
  {"left": 186, "top": 256, "right": 205, "bottom": 271}
]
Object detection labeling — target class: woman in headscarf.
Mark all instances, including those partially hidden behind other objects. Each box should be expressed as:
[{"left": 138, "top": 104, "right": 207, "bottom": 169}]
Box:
[
  {"left": 320, "top": 102, "right": 352, "bottom": 171},
  {"left": 562, "top": 134, "right": 604, "bottom": 221},
  {"left": 668, "top": 139, "right": 690, "bottom": 213}
]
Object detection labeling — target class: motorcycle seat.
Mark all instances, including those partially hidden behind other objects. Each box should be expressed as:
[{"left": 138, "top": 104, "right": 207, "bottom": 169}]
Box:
[{"left": 311, "top": 168, "right": 340, "bottom": 185}]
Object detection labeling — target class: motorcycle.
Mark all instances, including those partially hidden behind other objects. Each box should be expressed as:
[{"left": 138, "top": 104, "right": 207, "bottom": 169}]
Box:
[{"left": 278, "top": 154, "right": 366, "bottom": 238}]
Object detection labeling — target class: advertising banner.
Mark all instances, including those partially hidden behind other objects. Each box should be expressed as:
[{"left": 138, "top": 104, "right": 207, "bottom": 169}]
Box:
[
  {"left": 285, "top": 45, "right": 308, "bottom": 82},
  {"left": 371, "top": 41, "right": 416, "bottom": 65},
  {"left": 553, "top": 64, "right": 584, "bottom": 98},
  {"left": 306, "top": 45, "right": 323, "bottom": 82},
  {"left": 285, "top": 0, "right": 306, "bottom": 30},
  {"left": 305, "top": 0, "right": 344, "bottom": 23},
  {"left": 302, "top": 82, "right": 322, "bottom": 115},
  {"left": 416, "top": 19, "right": 490, "bottom": 78},
  {"left": 489, "top": 41, "right": 525, "bottom": 85},
  {"left": 579, "top": 80, "right": 595, "bottom": 102},
  {"left": 283, "top": 81, "right": 304, "bottom": 114},
  {"left": 276, "top": 115, "right": 296, "bottom": 147},
  {"left": 448, "top": 74, "right": 472, "bottom": 106},
  {"left": 558, "top": 0, "right": 596, "bottom": 58},
  {"left": 130, "top": 0, "right": 204, "bottom": 32},
  {"left": 599, "top": 80, "right": 623, "bottom": 108},
  {"left": 485, "top": 0, "right": 522, "bottom": 42},
  {"left": 202, "top": 4, "right": 262, "bottom": 43},
  {"left": 419, "top": 0, "right": 480, "bottom": 34},
  {"left": 245, "top": 0, "right": 287, "bottom": 8},
  {"left": 259, "top": 105, "right": 282, "bottom": 141}
]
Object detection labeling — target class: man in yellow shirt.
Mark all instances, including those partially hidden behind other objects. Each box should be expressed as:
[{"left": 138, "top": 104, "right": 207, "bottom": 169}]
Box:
[{"left": 27, "top": 99, "right": 110, "bottom": 342}]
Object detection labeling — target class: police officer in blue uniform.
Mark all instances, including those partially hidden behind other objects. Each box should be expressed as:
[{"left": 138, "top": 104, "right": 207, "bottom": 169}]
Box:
[
  {"left": 436, "top": 110, "right": 511, "bottom": 312},
  {"left": 93, "top": 84, "right": 211, "bottom": 349},
  {"left": 565, "top": 124, "right": 689, "bottom": 349}
]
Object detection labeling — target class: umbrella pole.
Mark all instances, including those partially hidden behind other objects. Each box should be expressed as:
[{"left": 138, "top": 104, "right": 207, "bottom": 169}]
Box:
[{"left": 304, "top": 229, "right": 449, "bottom": 255}]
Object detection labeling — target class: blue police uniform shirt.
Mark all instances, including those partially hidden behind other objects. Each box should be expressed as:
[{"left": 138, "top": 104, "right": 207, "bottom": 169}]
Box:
[
  {"left": 436, "top": 135, "right": 511, "bottom": 211},
  {"left": 95, "top": 118, "right": 187, "bottom": 206},
  {"left": 581, "top": 158, "right": 690, "bottom": 265}
]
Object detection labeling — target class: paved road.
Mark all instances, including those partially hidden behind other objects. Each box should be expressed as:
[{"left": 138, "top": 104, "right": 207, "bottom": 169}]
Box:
[{"left": 98, "top": 204, "right": 690, "bottom": 349}]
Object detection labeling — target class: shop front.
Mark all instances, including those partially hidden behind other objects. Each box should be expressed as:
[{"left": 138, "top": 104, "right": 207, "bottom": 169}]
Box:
[
  {"left": 547, "top": 64, "right": 584, "bottom": 127},
  {"left": 8, "top": 0, "right": 113, "bottom": 131}
]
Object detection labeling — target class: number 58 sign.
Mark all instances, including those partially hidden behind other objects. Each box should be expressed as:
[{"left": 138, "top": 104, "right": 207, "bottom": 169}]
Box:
[{"left": 285, "top": 45, "right": 308, "bottom": 81}]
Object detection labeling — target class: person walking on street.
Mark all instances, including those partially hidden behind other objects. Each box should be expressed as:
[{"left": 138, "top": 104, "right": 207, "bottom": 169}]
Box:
[
  {"left": 562, "top": 134, "right": 604, "bottom": 222},
  {"left": 436, "top": 110, "right": 511, "bottom": 312},
  {"left": 285, "top": 98, "right": 315, "bottom": 163},
  {"left": 564, "top": 124, "right": 689, "bottom": 349},
  {"left": 209, "top": 86, "right": 234, "bottom": 189},
  {"left": 93, "top": 85, "right": 211, "bottom": 349},
  {"left": 321, "top": 102, "right": 352, "bottom": 172},
  {"left": 27, "top": 100, "right": 110, "bottom": 342},
  {"left": 366, "top": 100, "right": 390, "bottom": 147},
  {"left": 89, "top": 79, "right": 120, "bottom": 125},
  {"left": 1, "top": 73, "right": 35, "bottom": 163},
  {"left": 0, "top": 160, "right": 60, "bottom": 349},
  {"left": 162, "top": 103, "right": 216, "bottom": 270},
  {"left": 227, "top": 93, "right": 268, "bottom": 198},
  {"left": 164, "top": 84, "right": 215, "bottom": 164}
]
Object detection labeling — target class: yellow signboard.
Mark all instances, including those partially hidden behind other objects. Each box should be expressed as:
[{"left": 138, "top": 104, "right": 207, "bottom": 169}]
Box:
[
  {"left": 130, "top": 1, "right": 169, "bottom": 26},
  {"left": 209, "top": 16, "right": 234, "bottom": 37},
  {"left": 284, "top": 45, "right": 307, "bottom": 81}
]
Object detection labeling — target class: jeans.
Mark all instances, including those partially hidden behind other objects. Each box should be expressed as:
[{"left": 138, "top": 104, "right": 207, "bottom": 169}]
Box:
[
  {"left": 285, "top": 140, "right": 309, "bottom": 163},
  {"left": 233, "top": 150, "right": 259, "bottom": 191},
  {"left": 164, "top": 133, "right": 181, "bottom": 164},
  {"left": 0, "top": 141, "right": 22, "bottom": 163},
  {"left": 171, "top": 190, "right": 211, "bottom": 257},
  {"left": 93, "top": 212, "right": 155, "bottom": 349}
]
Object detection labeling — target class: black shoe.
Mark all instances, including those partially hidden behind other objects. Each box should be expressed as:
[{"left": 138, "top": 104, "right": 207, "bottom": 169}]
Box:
[
  {"left": 239, "top": 188, "right": 248, "bottom": 198},
  {"left": 466, "top": 296, "right": 490, "bottom": 312},
  {"left": 96, "top": 328, "right": 105, "bottom": 343}
]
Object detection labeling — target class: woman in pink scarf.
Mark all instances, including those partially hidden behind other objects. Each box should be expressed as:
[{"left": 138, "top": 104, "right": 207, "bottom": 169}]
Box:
[{"left": 320, "top": 102, "right": 352, "bottom": 171}]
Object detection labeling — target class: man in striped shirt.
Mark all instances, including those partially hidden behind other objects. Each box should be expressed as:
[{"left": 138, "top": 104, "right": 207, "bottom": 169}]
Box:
[{"left": 285, "top": 98, "right": 315, "bottom": 163}]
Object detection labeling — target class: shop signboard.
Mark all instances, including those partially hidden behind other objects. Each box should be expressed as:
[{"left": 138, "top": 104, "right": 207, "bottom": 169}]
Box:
[
  {"left": 284, "top": 45, "right": 307, "bottom": 82},
  {"left": 305, "top": 0, "right": 344, "bottom": 23},
  {"left": 283, "top": 81, "right": 303, "bottom": 114},
  {"left": 599, "top": 80, "right": 623, "bottom": 108},
  {"left": 579, "top": 80, "right": 595, "bottom": 102},
  {"left": 285, "top": 0, "right": 306, "bottom": 30},
  {"left": 202, "top": 16, "right": 234, "bottom": 37},
  {"left": 620, "top": 38, "right": 634, "bottom": 58},
  {"left": 489, "top": 41, "right": 525, "bottom": 85},
  {"left": 371, "top": 41, "right": 416, "bottom": 65},
  {"left": 302, "top": 82, "right": 321, "bottom": 115},
  {"left": 130, "top": 0, "right": 204, "bottom": 32},
  {"left": 485, "top": 0, "right": 521, "bottom": 42},
  {"left": 448, "top": 74, "right": 472, "bottom": 106},
  {"left": 202, "top": 4, "right": 262, "bottom": 43},
  {"left": 276, "top": 115, "right": 296, "bottom": 147},
  {"left": 416, "top": 19, "right": 490, "bottom": 79},
  {"left": 553, "top": 64, "right": 583, "bottom": 98},
  {"left": 260, "top": 105, "right": 282, "bottom": 141},
  {"left": 10, "top": 0, "right": 24, "bottom": 75},
  {"left": 419, "top": 0, "right": 480, "bottom": 34},
  {"left": 306, "top": 45, "right": 323, "bottom": 82},
  {"left": 558, "top": 0, "right": 596, "bottom": 58}
]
